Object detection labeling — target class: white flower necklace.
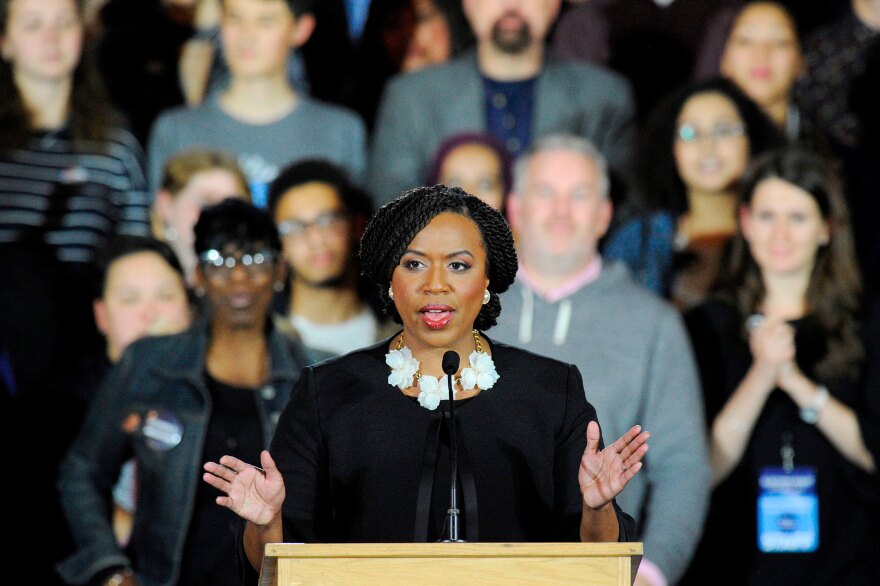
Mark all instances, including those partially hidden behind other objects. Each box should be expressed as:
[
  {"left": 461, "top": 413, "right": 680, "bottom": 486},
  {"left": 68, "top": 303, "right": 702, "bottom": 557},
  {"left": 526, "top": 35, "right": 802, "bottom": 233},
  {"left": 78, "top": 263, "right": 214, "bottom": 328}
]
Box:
[{"left": 385, "top": 329, "right": 500, "bottom": 410}]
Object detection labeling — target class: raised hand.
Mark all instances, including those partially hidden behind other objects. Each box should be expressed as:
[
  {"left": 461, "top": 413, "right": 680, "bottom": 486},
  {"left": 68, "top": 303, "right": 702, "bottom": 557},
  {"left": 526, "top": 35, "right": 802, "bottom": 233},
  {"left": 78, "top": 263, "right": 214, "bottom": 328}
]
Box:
[
  {"left": 579, "top": 422, "right": 649, "bottom": 510},
  {"left": 203, "top": 450, "right": 285, "bottom": 526}
]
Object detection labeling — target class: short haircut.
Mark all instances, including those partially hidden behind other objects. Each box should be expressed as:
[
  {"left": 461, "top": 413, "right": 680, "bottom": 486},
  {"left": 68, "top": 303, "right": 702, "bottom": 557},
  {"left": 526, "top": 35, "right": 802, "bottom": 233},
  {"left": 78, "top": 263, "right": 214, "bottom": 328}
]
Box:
[
  {"left": 267, "top": 159, "right": 373, "bottom": 220},
  {"left": 511, "top": 133, "right": 610, "bottom": 199},
  {"left": 359, "top": 184, "right": 517, "bottom": 330},
  {"left": 193, "top": 199, "right": 281, "bottom": 256},
  {"left": 94, "top": 235, "right": 185, "bottom": 299},
  {"left": 160, "top": 149, "right": 250, "bottom": 199}
]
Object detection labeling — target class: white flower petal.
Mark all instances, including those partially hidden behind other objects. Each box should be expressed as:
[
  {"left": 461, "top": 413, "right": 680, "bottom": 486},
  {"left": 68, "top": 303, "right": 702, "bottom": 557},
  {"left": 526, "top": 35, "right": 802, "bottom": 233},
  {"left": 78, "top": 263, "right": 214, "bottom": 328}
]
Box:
[
  {"left": 460, "top": 367, "right": 477, "bottom": 390},
  {"left": 418, "top": 389, "right": 441, "bottom": 410},
  {"left": 385, "top": 353, "right": 399, "bottom": 369},
  {"left": 419, "top": 375, "right": 439, "bottom": 394},
  {"left": 476, "top": 370, "right": 499, "bottom": 389},
  {"left": 418, "top": 376, "right": 443, "bottom": 410}
]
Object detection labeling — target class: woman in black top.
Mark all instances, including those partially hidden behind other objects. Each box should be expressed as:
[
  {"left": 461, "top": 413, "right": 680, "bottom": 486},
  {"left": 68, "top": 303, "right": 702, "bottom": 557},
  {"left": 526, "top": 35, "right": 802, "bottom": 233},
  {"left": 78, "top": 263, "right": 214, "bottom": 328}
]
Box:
[
  {"left": 59, "top": 200, "right": 319, "bottom": 586},
  {"left": 683, "top": 147, "right": 880, "bottom": 584},
  {"left": 204, "top": 185, "right": 650, "bottom": 572}
]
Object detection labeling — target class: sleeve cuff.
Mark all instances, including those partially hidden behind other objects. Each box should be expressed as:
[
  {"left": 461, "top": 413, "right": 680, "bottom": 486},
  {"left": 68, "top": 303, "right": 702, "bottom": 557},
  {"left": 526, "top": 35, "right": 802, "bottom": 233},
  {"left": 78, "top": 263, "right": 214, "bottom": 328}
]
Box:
[{"left": 637, "top": 558, "right": 668, "bottom": 586}]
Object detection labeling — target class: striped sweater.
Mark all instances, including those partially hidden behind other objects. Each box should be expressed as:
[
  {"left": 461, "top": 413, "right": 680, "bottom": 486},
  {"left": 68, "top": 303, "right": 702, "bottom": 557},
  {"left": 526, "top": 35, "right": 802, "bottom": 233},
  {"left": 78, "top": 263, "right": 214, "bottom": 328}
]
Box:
[{"left": 0, "top": 127, "right": 151, "bottom": 264}]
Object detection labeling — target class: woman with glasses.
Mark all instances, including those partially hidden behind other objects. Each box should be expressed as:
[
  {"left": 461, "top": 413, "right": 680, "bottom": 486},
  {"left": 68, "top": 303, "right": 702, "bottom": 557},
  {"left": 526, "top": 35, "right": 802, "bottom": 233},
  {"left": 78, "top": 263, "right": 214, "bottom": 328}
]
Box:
[
  {"left": 602, "top": 77, "right": 782, "bottom": 305},
  {"left": 58, "top": 199, "right": 325, "bottom": 586}
]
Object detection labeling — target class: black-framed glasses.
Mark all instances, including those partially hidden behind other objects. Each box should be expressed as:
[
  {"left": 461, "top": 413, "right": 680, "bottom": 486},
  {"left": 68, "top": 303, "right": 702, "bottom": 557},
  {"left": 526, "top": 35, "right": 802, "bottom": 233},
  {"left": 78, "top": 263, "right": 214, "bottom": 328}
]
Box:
[
  {"left": 198, "top": 248, "right": 278, "bottom": 280},
  {"left": 676, "top": 122, "right": 746, "bottom": 143},
  {"left": 277, "top": 211, "right": 349, "bottom": 240}
]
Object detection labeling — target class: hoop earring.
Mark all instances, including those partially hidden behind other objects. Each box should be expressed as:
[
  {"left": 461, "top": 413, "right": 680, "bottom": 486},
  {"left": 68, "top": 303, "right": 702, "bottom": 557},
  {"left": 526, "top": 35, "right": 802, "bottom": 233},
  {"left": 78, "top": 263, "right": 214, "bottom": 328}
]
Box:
[
  {"left": 482, "top": 289, "right": 491, "bottom": 305},
  {"left": 388, "top": 286, "right": 395, "bottom": 300}
]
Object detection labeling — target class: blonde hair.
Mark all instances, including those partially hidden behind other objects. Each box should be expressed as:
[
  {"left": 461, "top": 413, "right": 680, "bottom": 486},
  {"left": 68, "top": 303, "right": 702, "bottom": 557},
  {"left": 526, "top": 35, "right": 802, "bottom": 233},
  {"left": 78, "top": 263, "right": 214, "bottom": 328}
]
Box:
[{"left": 160, "top": 149, "right": 250, "bottom": 198}]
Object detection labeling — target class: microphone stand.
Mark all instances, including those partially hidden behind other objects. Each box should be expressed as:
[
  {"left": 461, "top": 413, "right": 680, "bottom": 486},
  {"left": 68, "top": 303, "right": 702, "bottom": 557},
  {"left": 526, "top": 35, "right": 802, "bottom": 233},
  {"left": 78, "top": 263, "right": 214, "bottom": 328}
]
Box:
[{"left": 440, "top": 351, "right": 465, "bottom": 543}]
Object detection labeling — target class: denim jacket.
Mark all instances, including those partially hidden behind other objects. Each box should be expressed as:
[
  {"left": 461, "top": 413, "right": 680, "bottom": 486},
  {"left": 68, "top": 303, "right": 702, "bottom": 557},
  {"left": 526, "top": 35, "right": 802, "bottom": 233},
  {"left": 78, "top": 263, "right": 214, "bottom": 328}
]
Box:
[{"left": 56, "top": 322, "right": 321, "bottom": 586}]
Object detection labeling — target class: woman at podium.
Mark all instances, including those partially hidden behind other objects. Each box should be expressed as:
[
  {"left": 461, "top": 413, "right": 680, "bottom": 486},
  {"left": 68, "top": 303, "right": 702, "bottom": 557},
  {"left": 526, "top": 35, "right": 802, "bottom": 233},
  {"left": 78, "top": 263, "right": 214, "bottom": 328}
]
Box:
[{"left": 204, "top": 186, "right": 649, "bottom": 573}]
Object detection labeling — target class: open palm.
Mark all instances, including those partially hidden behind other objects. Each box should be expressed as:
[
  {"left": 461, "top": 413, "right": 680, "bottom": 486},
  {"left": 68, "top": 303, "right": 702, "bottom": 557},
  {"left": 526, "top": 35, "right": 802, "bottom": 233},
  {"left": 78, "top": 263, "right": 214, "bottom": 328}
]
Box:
[
  {"left": 203, "top": 450, "right": 285, "bottom": 526},
  {"left": 579, "top": 422, "right": 649, "bottom": 510}
]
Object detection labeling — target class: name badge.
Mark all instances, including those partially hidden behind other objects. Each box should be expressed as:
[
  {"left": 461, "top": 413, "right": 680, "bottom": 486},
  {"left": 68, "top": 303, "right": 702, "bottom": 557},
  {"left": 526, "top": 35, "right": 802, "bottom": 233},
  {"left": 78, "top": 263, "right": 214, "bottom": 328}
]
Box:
[{"left": 757, "top": 467, "right": 818, "bottom": 553}]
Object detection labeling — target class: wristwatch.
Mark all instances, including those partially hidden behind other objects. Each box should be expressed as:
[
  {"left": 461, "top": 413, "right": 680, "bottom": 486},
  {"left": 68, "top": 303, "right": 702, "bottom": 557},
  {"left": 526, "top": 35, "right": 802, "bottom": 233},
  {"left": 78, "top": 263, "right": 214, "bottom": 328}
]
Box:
[
  {"left": 104, "top": 568, "right": 134, "bottom": 586},
  {"left": 799, "top": 386, "right": 829, "bottom": 424}
]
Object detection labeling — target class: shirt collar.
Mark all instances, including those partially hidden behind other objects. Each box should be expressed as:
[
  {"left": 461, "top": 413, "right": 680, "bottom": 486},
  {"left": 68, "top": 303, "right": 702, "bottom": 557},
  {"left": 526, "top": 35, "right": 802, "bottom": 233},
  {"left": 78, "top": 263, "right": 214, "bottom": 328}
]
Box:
[{"left": 517, "top": 256, "right": 603, "bottom": 303}]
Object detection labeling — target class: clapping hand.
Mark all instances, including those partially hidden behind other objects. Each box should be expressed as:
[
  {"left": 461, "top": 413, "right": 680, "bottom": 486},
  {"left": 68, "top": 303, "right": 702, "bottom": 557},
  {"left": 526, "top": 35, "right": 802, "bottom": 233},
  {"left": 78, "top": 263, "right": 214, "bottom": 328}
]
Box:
[
  {"left": 203, "top": 450, "right": 285, "bottom": 526},
  {"left": 749, "top": 319, "right": 796, "bottom": 382},
  {"left": 579, "top": 422, "right": 649, "bottom": 510}
]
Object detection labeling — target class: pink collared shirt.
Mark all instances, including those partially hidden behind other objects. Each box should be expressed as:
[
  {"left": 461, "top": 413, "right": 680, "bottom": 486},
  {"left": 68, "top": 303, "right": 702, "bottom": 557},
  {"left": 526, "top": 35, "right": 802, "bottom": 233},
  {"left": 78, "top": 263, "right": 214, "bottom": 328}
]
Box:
[{"left": 517, "top": 256, "right": 603, "bottom": 303}]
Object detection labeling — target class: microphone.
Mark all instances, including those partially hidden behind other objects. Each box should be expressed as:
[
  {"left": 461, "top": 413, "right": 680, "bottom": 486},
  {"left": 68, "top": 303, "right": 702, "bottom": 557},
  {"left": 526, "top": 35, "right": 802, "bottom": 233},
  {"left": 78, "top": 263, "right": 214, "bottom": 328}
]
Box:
[
  {"left": 442, "top": 351, "right": 460, "bottom": 377},
  {"left": 440, "top": 351, "right": 465, "bottom": 542}
]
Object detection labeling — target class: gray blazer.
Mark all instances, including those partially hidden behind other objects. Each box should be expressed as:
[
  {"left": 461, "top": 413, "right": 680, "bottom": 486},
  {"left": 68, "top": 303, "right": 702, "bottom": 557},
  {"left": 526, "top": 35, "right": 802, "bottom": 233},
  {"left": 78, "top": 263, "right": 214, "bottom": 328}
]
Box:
[{"left": 367, "top": 49, "right": 637, "bottom": 204}]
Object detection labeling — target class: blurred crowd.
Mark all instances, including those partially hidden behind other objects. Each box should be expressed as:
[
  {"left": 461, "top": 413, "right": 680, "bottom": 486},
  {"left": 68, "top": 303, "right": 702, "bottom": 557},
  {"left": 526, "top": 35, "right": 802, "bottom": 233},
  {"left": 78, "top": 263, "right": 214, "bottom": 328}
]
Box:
[{"left": 1, "top": 0, "right": 879, "bottom": 585}]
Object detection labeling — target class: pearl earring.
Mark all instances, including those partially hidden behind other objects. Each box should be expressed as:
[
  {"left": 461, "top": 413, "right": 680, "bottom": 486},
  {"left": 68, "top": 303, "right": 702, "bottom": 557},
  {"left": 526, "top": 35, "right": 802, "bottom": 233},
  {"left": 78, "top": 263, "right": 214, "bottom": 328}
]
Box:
[
  {"left": 164, "top": 226, "right": 178, "bottom": 242},
  {"left": 483, "top": 289, "right": 491, "bottom": 305},
  {"left": 274, "top": 281, "right": 285, "bottom": 292},
  {"left": 388, "top": 286, "right": 395, "bottom": 300}
]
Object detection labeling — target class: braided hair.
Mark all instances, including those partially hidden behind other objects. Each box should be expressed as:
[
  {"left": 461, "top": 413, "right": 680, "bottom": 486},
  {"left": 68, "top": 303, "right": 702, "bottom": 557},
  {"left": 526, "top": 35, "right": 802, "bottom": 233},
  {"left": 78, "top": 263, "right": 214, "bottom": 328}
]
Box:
[{"left": 359, "top": 184, "right": 517, "bottom": 330}]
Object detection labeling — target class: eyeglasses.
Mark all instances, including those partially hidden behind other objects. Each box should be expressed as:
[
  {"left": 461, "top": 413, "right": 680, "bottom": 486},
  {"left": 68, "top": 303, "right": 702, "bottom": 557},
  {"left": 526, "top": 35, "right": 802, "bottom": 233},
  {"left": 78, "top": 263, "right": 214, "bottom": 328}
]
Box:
[
  {"left": 199, "top": 248, "right": 277, "bottom": 280},
  {"left": 277, "top": 211, "right": 349, "bottom": 240},
  {"left": 676, "top": 123, "right": 746, "bottom": 143}
]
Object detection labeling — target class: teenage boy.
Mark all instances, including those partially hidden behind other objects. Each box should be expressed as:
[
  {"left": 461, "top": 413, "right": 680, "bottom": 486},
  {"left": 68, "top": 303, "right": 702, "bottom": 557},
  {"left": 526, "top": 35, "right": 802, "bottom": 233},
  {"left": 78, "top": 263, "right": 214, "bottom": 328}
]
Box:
[{"left": 148, "top": 0, "right": 366, "bottom": 207}]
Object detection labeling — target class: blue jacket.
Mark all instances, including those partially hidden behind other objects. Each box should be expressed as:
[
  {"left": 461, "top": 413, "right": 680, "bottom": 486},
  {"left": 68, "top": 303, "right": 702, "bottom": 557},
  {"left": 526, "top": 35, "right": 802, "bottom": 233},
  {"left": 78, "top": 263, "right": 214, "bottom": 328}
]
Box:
[{"left": 57, "top": 323, "right": 320, "bottom": 586}]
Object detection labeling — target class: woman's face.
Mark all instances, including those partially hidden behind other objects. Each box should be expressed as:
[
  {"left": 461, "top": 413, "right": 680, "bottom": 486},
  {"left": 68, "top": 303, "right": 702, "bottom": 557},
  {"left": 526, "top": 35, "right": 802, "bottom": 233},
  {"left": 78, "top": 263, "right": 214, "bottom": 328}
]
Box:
[
  {"left": 721, "top": 2, "right": 802, "bottom": 110},
  {"left": 438, "top": 143, "right": 506, "bottom": 210},
  {"left": 94, "top": 251, "right": 191, "bottom": 362},
  {"left": 673, "top": 92, "right": 750, "bottom": 195},
  {"left": 402, "top": 0, "right": 452, "bottom": 72},
  {"left": 197, "top": 241, "right": 283, "bottom": 332},
  {"left": 390, "top": 212, "right": 490, "bottom": 355},
  {"left": 1, "top": 0, "right": 82, "bottom": 83},
  {"left": 741, "top": 177, "right": 830, "bottom": 278},
  {"left": 154, "top": 168, "right": 248, "bottom": 283}
]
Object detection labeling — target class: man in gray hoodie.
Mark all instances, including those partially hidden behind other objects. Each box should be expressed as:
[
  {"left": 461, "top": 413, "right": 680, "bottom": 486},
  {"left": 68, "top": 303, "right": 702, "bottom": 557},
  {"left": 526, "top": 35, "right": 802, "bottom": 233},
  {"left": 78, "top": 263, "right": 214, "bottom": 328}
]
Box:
[{"left": 492, "top": 134, "right": 709, "bottom": 586}]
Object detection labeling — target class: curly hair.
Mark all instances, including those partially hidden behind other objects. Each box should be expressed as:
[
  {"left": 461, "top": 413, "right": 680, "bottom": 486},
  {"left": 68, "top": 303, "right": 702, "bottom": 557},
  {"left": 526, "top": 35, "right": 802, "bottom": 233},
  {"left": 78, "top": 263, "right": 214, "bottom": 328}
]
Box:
[
  {"left": 359, "top": 184, "right": 517, "bottom": 330},
  {"left": 635, "top": 76, "right": 784, "bottom": 216},
  {"left": 717, "top": 146, "right": 863, "bottom": 382}
]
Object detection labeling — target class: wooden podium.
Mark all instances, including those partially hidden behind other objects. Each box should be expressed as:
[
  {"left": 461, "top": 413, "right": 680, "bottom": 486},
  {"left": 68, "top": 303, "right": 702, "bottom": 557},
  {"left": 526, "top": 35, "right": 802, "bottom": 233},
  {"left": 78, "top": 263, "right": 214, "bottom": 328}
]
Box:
[{"left": 259, "top": 542, "right": 643, "bottom": 586}]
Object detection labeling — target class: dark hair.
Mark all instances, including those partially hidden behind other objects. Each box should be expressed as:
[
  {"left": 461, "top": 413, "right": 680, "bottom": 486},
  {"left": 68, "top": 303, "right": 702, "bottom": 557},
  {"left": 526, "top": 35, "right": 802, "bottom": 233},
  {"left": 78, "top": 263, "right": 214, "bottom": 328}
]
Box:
[
  {"left": 718, "top": 147, "right": 863, "bottom": 381},
  {"left": 635, "top": 77, "right": 784, "bottom": 216},
  {"left": 431, "top": 0, "right": 475, "bottom": 56},
  {"left": 732, "top": 2, "right": 801, "bottom": 48},
  {"left": 267, "top": 159, "right": 373, "bottom": 220},
  {"left": 0, "top": 0, "right": 120, "bottom": 152},
  {"left": 94, "top": 236, "right": 185, "bottom": 299},
  {"left": 697, "top": 1, "right": 802, "bottom": 78},
  {"left": 359, "top": 184, "right": 517, "bottom": 330},
  {"left": 426, "top": 131, "right": 513, "bottom": 195},
  {"left": 194, "top": 199, "right": 281, "bottom": 256}
]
